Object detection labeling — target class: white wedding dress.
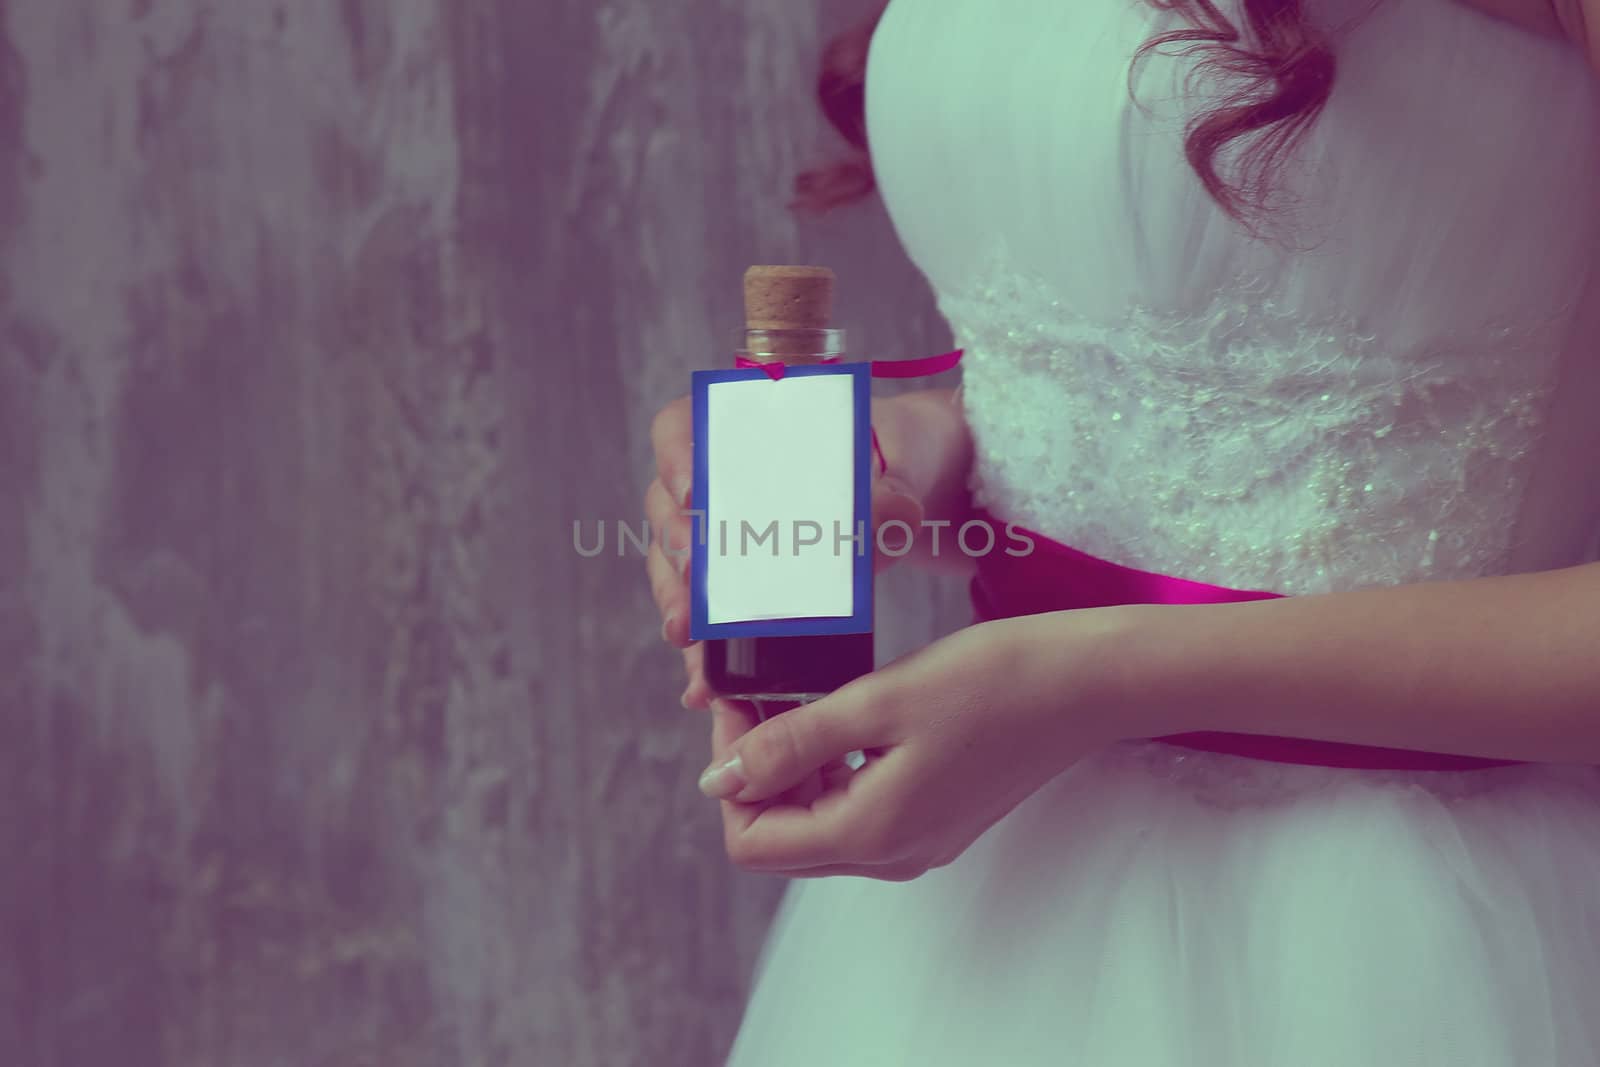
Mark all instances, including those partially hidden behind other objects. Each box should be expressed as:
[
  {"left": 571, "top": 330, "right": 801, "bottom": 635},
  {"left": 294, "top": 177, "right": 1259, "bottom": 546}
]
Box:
[{"left": 726, "top": 0, "right": 1600, "bottom": 1063}]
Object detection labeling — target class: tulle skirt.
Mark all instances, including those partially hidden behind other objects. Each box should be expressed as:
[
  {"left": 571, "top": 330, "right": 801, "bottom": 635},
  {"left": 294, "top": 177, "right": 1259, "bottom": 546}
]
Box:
[{"left": 725, "top": 742, "right": 1600, "bottom": 1066}]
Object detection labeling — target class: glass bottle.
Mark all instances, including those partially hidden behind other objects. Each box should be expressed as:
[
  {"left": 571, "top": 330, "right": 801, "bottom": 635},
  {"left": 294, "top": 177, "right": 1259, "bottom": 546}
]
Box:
[{"left": 701, "top": 266, "right": 875, "bottom": 705}]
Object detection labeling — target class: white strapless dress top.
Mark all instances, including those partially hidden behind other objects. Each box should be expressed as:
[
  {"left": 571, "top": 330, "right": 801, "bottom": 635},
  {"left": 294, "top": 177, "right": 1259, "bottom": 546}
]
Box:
[{"left": 726, "top": 1, "right": 1600, "bottom": 1063}]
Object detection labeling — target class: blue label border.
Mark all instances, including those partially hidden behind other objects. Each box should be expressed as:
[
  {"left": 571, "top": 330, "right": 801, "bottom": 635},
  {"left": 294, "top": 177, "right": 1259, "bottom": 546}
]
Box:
[{"left": 689, "top": 362, "right": 874, "bottom": 640}]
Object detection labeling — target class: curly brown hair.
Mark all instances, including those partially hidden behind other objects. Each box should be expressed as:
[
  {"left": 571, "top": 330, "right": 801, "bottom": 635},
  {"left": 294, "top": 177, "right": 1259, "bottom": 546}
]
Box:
[{"left": 793, "top": 0, "right": 1341, "bottom": 239}]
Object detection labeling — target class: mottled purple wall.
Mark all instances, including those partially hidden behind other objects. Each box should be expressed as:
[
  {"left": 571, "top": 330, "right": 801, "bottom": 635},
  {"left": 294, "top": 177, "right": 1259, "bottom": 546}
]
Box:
[{"left": 0, "top": 1, "right": 961, "bottom": 1064}]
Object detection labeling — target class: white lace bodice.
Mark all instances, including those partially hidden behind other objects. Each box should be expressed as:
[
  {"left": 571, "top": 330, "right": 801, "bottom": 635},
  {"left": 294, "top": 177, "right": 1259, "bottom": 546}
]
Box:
[{"left": 867, "top": 0, "right": 1600, "bottom": 594}]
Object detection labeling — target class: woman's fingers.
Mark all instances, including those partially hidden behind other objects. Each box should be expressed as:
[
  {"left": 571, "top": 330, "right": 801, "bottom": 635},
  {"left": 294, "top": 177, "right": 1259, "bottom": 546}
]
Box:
[
  {"left": 647, "top": 541, "right": 688, "bottom": 640},
  {"left": 705, "top": 691, "right": 885, "bottom": 804},
  {"left": 650, "top": 395, "right": 694, "bottom": 508},
  {"left": 645, "top": 477, "right": 696, "bottom": 642},
  {"left": 645, "top": 393, "right": 693, "bottom": 648},
  {"left": 645, "top": 477, "right": 693, "bottom": 559},
  {"left": 681, "top": 642, "right": 713, "bottom": 710},
  {"left": 871, "top": 471, "right": 924, "bottom": 572},
  {"left": 868, "top": 399, "right": 926, "bottom": 572},
  {"left": 647, "top": 532, "right": 713, "bottom": 705},
  {"left": 705, "top": 700, "right": 901, "bottom": 872},
  {"left": 709, "top": 700, "right": 826, "bottom": 828},
  {"left": 721, "top": 790, "right": 884, "bottom": 871},
  {"left": 709, "top": 698, "right": 759, "bottom": 765}
]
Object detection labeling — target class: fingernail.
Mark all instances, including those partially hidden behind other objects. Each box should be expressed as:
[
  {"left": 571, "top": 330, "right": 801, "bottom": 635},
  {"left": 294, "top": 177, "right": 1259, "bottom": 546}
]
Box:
[
  {"left": 661, "top": 615, "right": 678, "bottom": 643},
  {"left": 698, "top": 755, "right": 746, "bottom": 799},
  {"left": 673, "top": 480, "right": 692, "bottom": 509},
  {"left": 680, "top": 689, "right": 693, "bottom": 710}
]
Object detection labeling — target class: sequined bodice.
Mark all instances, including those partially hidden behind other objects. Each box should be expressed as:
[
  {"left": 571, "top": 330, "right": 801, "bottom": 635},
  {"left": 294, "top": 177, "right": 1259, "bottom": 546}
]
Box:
[
  {"left": 947, "top": 270, "right": 1564, "bottom": 594},
  {"left": 867, "top": 0, "right": 1600, "bottom": 593}
]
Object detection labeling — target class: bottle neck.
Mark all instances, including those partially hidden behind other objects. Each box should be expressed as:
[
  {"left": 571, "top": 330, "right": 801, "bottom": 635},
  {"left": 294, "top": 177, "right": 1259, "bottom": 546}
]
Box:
[{"left": 737, "top": 328, "right": 845, "bottom": 365}]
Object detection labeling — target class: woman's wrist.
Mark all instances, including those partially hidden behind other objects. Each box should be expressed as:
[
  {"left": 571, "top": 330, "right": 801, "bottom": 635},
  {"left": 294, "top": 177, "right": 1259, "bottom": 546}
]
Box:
[
  {"left": 1033, "top": 565, "right": 1600, "bottom": 765},
  {"left": 1008, "top": 604, "right": 1187, "bottom": 755}
]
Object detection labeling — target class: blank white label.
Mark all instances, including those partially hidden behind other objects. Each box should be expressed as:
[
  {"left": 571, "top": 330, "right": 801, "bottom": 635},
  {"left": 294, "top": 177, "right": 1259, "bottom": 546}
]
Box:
[{"left": 704, "top": 374, "right": 859, "bottom": 624}]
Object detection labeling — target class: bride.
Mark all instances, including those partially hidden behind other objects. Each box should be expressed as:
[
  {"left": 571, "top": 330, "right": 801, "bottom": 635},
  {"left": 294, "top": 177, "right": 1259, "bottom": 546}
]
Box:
[{"left": 645, "top": 0, "right": 1600, "bottom": 1062}]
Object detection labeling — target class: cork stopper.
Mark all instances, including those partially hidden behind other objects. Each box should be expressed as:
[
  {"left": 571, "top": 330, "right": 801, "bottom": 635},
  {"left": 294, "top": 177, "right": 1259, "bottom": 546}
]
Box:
[{"left": 744, "top": 266, "right": 834, "bottom": 330}]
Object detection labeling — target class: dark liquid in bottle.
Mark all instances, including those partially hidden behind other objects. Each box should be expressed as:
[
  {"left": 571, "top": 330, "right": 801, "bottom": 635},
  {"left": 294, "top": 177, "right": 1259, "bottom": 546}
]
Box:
[{"left": 705, "top": 632, "right": 874, "bottom": 703}]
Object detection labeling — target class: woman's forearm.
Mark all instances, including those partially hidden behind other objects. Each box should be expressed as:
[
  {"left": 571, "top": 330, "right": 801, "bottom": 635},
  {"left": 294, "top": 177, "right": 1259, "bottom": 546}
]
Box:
[
  {"left": 1082, "top": 561, "right": 1600, "bottom": 763},
  {"left": 875, "top": 387, "right": 975, "bottom": 574}
]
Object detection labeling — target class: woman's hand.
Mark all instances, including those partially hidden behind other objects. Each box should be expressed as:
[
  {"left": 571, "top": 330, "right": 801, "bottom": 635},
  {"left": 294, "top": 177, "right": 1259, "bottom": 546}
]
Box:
[
  {"left": 643, "top": 387, "right": 972, "bottom": 709},
  {"left": 696, "top": 610, "right": 1137, "bottom": 880}
]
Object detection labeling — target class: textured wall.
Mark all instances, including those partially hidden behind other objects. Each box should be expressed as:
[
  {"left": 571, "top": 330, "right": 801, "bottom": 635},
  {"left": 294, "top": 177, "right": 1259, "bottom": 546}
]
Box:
[{"left": 0, "top": 1, "right": 960, "bottom": 1064}]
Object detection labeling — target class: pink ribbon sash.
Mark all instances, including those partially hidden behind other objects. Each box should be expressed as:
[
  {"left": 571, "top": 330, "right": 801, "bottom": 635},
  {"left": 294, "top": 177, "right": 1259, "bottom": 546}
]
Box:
[{"left": 971, "top": 513, "right": 1519, "bottom": 772}]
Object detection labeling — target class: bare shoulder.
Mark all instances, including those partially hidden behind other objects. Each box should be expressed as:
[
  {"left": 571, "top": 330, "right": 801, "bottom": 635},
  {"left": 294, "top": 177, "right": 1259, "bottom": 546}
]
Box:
[{"left": 1453, "top": 0, "right": 1599, "bottom": 71}]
